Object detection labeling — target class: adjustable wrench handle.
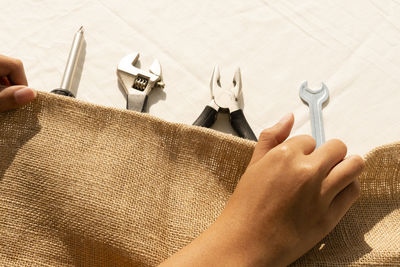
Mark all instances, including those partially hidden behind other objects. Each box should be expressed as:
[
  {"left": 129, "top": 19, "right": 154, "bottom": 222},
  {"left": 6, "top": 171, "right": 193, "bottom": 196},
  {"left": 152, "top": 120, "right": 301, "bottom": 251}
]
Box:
[{"left": 127, "top": 93, "right": 148, "bottom": 112}]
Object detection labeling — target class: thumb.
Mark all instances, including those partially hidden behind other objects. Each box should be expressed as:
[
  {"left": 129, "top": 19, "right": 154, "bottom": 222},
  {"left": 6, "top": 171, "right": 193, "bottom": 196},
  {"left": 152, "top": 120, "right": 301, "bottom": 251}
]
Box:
[
  {"left": 0, "top": 85, "right": 37, "bottom": 112},
  {"left": 248, "top": 113, "right": 294, "bottom": 166}
]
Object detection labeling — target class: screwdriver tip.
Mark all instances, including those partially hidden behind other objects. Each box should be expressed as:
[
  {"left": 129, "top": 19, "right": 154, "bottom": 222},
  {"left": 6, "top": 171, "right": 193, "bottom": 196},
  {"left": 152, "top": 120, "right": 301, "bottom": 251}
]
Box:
[{"left": 78, "top": 26, "right": 84, "bottom": 33}]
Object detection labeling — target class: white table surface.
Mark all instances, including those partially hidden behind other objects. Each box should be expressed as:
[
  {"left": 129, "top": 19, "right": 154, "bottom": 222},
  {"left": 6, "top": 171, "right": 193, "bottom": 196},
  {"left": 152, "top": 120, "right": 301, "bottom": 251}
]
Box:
[{"left": 2, "top": 0, "right": 400, "bottom": 156}]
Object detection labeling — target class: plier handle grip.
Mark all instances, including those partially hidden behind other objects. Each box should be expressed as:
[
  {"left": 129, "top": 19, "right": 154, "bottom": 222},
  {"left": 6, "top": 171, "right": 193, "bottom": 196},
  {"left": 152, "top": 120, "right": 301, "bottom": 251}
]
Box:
[{"left": 193, "top": 66, "right": 257, "bottom": 141}]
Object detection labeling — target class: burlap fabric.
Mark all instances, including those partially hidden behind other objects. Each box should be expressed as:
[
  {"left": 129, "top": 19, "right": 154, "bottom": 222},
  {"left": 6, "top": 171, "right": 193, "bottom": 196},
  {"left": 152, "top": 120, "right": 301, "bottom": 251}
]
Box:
[{"left": 0, "top": 92, "right": 399, "bottom": 266}]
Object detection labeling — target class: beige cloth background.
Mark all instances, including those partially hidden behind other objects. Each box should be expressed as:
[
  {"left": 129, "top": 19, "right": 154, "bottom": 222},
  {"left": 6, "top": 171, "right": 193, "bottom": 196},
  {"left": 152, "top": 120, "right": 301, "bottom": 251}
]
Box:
[{"left": 0, "top": 92, "right": 399, "bottom": 266}]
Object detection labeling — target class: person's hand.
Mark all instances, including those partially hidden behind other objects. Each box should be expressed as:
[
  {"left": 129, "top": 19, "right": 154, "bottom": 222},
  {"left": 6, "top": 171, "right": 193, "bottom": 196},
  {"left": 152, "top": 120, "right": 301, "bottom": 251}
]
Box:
[
  {"left": 160, "top": 113, "right": 364, "bottom": 266},
  {"left": 0, "top": 55, "right": 36, "bottom": 112}
]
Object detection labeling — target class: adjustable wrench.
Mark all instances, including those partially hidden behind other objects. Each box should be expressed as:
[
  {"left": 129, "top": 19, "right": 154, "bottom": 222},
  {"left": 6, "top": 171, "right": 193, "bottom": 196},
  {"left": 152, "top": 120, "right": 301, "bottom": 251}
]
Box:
[
  {"left": 117, "top": 53, "right": 164, "bottom": 112},
  {"left": 299, "top": 81, "right": 329, "bottom": 148}
]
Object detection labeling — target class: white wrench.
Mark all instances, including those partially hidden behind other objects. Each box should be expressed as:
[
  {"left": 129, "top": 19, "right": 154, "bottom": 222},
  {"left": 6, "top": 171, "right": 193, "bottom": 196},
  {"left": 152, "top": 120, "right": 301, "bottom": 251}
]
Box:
[
  {"left": 117, "top": 53, "right": 164, "bottom": 112},
  {"left": 299, "top": 81, "right": 329, "bottom": 148}
]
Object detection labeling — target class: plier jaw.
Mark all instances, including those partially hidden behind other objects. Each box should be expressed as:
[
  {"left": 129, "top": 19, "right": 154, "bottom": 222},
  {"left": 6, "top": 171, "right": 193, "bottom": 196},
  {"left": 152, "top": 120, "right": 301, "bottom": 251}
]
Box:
[
  {"left": 210, "top": 65, "right": 241, "bottom": 112},
  {"left": 193, "top": 65, "right": 257, "bottom": 141}
]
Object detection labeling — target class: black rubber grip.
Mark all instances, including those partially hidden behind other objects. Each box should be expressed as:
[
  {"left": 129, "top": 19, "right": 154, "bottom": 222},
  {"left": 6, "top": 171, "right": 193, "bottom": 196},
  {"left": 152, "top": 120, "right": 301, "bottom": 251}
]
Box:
[
  {"left": 51, "top": 89, "right": 75, "bottom": 98},
  {"left": 193, "top": 106, "right": 218, "bottom": 127},
  {"left": 230, "top": 109, "right": 257, "bottom": 141}
]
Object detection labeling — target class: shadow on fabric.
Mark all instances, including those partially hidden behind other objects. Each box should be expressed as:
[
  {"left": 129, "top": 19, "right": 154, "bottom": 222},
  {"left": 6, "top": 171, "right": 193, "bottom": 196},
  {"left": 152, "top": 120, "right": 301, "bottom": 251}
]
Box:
[
  {"left": 292, "top": 144, "right": 400, "bottom": 265},
  {"left": 63, "top": 232, "right": 147, "bottom": 267},
  {"left": 0, "top": 103, "right": 41, "bottom": 181}
]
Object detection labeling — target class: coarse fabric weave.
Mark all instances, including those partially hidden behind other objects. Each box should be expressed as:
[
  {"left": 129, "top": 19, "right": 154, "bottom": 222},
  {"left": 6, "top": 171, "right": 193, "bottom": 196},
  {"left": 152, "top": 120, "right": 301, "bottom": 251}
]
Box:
[{"left": 0, "top": 92, "right": 399, "bottom": 266}]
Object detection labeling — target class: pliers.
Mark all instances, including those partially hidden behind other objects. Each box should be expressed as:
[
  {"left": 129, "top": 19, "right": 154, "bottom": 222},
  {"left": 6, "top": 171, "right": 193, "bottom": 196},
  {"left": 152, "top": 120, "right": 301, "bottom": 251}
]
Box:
[{"left": 193, "top": 65, "right": 257, "bottom": 141}]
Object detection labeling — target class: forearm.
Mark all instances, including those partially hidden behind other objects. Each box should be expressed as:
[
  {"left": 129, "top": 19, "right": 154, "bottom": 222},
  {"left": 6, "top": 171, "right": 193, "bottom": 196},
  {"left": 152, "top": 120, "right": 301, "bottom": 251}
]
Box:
[
  {"left": 158, "top": 221, "right": 255, "bottom": 266},
  {"left": 158, "top": 215, "right": 285, "bottom": 267}
]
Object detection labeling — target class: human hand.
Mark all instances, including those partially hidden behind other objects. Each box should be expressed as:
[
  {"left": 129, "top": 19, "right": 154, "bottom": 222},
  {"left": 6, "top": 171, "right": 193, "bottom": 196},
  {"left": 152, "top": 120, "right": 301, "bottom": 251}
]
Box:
[
  {"left": 0, "top": 55, "right": 36, "bottom": 112},
  {"left": 215, "top": 113, "right": 364, "bottom": 266},
  {"left": 160, "top": 113, "right": 364, "bottom": 267}
]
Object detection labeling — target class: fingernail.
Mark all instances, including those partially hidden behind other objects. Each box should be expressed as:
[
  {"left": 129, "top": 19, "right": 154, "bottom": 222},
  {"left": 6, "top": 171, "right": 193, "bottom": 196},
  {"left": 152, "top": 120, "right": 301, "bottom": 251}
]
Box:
[
  {"left": 279, "top": 113, "right": 293, "bottom": 124},
  {"left": 14, "top": 87, "right": 37, "bottom": 105}
]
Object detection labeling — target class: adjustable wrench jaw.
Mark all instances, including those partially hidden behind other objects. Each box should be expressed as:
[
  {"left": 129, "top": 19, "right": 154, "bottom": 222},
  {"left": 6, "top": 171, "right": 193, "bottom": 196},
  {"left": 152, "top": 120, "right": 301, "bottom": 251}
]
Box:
[
  {"left": 117, "top": 53, "right": 164, "bottom": 111},
  {"left": 209, "top": 65, "right": 242, "bottom": 112}
]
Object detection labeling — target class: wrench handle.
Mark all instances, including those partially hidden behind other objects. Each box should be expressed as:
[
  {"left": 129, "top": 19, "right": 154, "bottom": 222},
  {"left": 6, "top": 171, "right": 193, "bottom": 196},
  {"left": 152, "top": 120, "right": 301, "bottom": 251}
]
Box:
[
  {"left": 127, "top": 93, "right": 148, "bottom": 112},
  {"left": 230, "top": 109, "right": 257, "bottom": 141},
  {"left": 309, "top": 102, "right": 325, "bottom": 148}
]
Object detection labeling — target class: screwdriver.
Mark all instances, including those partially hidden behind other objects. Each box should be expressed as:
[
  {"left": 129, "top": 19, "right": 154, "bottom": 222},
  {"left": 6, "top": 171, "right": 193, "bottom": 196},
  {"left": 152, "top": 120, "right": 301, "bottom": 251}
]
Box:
[
  {"left": 0, "top": 28, "right": 85, "bottom": 95},
  {"left": 51, "top": 26, "right": 85, "bottom": 97}
]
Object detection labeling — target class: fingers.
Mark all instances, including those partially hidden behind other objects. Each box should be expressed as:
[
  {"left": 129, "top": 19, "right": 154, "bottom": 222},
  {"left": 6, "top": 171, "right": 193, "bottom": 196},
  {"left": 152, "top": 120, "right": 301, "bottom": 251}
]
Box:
[
  {"left": 0, "top": 55, "right": 28, "bottom": 86},
  {"left": 249, "top": 113, "right": 294, "bottom": 165},
  {"left": 321, "top": 155, "right": 364, "bottom": 202},
  {"left": 328, "top": 180, "right": 361, "bottom": 224},
  {"left": 310, "top": 139, "right": 347, "bottom": 173},
  {"left": 282, "top": 134, "right": 316, "bottom": 155},
  {"left": 0, "top": 55, "right": 34, "bottom": 111},
  {"left": 0, "top": 85, "right": 37, "bottom": 112},
  {"left": 0, "top": 76, "right": 12, "bottom": 88}
]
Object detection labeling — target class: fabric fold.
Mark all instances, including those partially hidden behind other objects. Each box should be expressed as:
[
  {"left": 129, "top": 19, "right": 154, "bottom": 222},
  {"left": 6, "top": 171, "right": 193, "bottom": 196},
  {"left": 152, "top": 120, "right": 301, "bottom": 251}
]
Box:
[{"left": 0, "top": 92, "right": 399, "bottom": 266}]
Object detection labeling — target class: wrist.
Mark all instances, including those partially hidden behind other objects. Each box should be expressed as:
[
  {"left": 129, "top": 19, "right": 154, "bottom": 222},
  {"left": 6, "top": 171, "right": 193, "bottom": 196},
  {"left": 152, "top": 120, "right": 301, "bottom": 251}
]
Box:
[
  {"left": 211, "top": 206, "right": 299, "bottom": 267},
  {"left": 160, "top": 218, "right": 267, "bottom": 267},
  {"left": 200, "top": 216, "right": 282, "bottom": 266}
]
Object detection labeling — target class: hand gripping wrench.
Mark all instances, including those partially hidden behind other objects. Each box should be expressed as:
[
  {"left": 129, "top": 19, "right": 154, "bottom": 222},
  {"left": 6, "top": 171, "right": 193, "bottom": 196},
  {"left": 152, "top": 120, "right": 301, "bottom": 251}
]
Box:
[
  {"left": 299, "top": 81, "right": 329, "bottom": 148},
  {"left": 117, "top": 53, "right": 164, "bottom": 112}
]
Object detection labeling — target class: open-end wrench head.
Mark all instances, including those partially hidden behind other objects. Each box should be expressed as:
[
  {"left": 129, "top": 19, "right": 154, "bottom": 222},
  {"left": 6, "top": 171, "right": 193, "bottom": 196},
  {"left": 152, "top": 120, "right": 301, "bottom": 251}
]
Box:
[
  {"left": 210, "top": 65, "right": 221, "bottom": 99},
  {"left": 232, "top": 67, "right": 242, "bottom": 100},
  {"left": 299, "top": 81, "right": 329, "bottom": 105}
]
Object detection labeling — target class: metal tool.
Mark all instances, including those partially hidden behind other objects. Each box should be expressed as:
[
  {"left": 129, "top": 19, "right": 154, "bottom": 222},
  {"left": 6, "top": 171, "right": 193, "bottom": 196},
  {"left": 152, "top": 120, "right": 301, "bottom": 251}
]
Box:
[
  {"left": 51, "top": 26, "right": 85, "bottom": 97},
  {"left": 193, "top": 65, "right": 257, "bottom": 141},
  {"left": 299, "top": 81, "right": 329, "bottom": 148},
  {"left": 117, "top": 53, "right": 164, "bottom": 112}
]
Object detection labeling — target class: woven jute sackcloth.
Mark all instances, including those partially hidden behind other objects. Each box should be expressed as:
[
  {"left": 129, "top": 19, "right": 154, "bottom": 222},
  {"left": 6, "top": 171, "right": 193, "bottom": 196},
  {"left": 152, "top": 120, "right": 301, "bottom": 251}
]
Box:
[{"left": 0, "top": 92, "right": 399, "bottom": 266}]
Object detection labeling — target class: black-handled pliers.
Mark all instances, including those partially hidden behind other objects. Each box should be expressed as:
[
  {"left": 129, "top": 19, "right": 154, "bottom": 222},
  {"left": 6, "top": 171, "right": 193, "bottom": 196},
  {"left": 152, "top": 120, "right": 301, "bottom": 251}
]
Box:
[{"left": 193, "top": 65, "right": 257, "bottom": 141}]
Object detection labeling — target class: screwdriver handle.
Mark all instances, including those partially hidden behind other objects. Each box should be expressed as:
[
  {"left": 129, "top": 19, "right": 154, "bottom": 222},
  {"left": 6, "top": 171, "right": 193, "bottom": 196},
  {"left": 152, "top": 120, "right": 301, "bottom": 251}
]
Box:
[{"left": 51, "top": 88, "right": 75, "bottom": 97}]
